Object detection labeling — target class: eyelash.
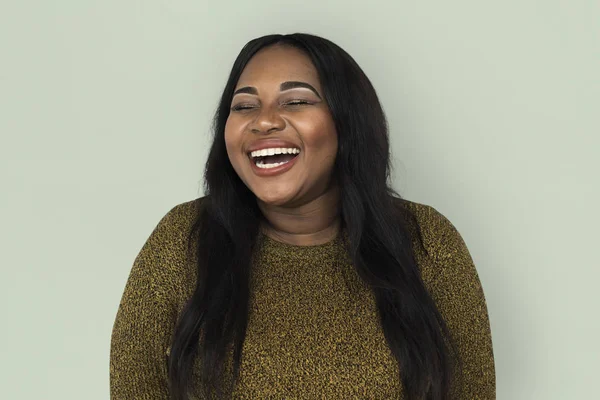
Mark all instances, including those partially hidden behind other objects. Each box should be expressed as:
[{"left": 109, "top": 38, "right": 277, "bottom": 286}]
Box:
[{"left": 231, "top": 100, "right": 312, "bottom": 112}]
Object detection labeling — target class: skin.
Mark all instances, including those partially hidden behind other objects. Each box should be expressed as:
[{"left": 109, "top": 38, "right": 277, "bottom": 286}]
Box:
[{"left": 224, "top": 44, "right": 340, "bottom": 246}]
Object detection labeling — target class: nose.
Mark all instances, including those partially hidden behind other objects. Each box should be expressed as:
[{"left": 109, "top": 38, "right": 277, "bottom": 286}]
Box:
[{"left": 250, "top": 106, "right": 285, "bottom": 134}]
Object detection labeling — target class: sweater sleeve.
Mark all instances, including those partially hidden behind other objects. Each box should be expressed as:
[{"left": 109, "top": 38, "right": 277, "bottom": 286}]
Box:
[
  {"left": 110, "top": 205, "right": 188, "bottom": 399},
  {"left": 421, "top": 206, "right": 496, "bottom": 399}
]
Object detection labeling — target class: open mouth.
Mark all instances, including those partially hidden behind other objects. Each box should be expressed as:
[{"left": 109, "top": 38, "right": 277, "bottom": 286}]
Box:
[{"left": 249, "top": 148, "right": 300, "bottom": 169}]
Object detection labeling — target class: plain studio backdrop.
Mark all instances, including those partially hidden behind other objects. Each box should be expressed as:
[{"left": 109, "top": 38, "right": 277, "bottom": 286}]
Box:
[{"left": 1, "top": 1, "right": 598, "bottom": 399}]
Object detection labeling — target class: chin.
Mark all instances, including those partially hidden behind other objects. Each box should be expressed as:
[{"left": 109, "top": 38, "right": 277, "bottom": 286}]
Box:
[{"left": 254, "top": 188, "right": 297, "bottom": 207}]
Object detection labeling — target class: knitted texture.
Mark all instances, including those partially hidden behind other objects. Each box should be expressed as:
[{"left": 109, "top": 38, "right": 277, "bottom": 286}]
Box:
[{"left": 110, "top": 197, "right": 495, "bottom": 399}]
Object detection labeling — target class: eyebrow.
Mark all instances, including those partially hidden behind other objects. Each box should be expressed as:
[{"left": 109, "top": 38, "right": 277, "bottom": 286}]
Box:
[{"left": 233, "top": 81, "right": 322, "bottom": 99}]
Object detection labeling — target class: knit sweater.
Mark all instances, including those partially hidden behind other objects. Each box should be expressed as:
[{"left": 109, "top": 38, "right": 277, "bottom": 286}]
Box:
[{"left": 110, "top": 197, "right": 495, "bottom": 399}]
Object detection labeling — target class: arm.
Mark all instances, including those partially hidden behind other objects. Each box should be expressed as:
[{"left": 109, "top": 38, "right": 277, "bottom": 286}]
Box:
[
  {"left": 110, "top": 205, "right": 188, "bottom": 399},
  {"left": 421, "top": 206, "right": 496, "bottom": 399}
]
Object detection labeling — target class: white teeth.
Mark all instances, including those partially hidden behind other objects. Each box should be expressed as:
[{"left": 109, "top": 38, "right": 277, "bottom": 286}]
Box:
[
  {"left": 255, "top": 159, "right": 291, "bottom": 169},
  {"left": 250, "top": 147, "right": 300, "bottom": 158}
]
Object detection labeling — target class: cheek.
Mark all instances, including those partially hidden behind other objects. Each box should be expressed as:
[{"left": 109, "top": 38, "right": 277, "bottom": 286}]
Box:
[
  {"left": 224, "top": 121, "right": 241, "bottom": 163},
  {"left": 303, "top": 118, "right": 338, "bottom": 160},
  {"left": 224, "top": 119, "right": 234, "bottom": 150}
]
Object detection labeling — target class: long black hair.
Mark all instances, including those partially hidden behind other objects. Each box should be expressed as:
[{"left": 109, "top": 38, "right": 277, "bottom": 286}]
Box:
[{"left": 168, "top": 33, "right": 457, "bottom": 400}]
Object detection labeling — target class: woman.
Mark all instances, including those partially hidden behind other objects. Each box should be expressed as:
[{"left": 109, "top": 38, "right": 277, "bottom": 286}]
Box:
[{"left": 110, "top": 33, "right": 495, "bottom": 399}]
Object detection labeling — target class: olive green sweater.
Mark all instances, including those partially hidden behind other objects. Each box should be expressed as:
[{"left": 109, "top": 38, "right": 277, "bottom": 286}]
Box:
[{"left": 110, "top": 198, "right": 495, "bottom": 399}]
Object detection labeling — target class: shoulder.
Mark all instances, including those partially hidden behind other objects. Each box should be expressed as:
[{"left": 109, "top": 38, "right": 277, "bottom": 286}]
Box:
[
  {"left": 135, "top": 196, "right": 207, "bottom": 270},
  {"left": 147, "top": 196, "right": 206, "bottom": 243},
  {"left": 125, "top": 196, "right": 208, "bottom": 299},
  {"left": 157, "top": 196, "right": 205, "bottom": 229},
  {"left": 392, "top": 197, "right": 468, "bottom": 264},
  {"left": 396, "top": 199, "right": 482, "bottom": 299}
]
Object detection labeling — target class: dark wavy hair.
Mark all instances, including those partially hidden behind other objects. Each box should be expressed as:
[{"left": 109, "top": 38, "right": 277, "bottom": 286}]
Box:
[{"left": 167, "top": 33, "right": 457, "bottom": 400}]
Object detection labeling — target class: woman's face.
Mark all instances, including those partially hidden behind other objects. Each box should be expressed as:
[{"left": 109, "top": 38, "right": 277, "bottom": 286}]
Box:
[{"left": 224, "top": 45, "right": 338, "bottom": 208}]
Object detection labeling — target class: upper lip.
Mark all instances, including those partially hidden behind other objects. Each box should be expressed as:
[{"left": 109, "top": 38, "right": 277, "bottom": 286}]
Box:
[{"left": 246, "top": 139, "right": 301, "bottom": 155}]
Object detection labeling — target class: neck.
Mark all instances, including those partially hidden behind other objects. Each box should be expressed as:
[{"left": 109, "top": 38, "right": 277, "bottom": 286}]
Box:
[{"left": 257, "top": 185, "right": 341, "bottom": 246}]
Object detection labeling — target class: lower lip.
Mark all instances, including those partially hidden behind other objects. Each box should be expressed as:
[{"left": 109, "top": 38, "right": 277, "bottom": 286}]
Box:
[{"left": 248, "top": 154, "right": 300, "bottom": 177}]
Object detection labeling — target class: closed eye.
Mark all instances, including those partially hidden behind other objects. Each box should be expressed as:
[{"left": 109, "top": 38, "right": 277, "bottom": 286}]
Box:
[
  {"left": 284, "top": 100, "right": 312, "bottom": 106},
  {"left": 231, "top": 104, "right": 257, "bottom": 111},
  {"left": 231, "top": 100, "right": 313, "bottom": 112}
]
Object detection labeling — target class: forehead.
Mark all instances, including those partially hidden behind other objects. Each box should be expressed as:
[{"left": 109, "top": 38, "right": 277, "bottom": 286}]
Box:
[{"left": 235, "top": 45, "right": 320, "bottom": 89}]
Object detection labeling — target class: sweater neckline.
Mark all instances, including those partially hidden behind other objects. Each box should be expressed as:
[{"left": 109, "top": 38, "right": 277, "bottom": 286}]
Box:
[{"left": 258, "top": 229, "right": 343, "bottom": 251}]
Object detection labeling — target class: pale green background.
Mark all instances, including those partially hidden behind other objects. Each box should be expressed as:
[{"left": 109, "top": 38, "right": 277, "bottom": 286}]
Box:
[{"left": 1, "top": 1, "right": 598, "bottom": 399}]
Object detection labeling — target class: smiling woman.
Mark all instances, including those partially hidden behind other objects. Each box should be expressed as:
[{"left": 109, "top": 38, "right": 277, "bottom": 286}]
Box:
[
  {"left": 225, "top": 45, "right": 340, "bottom": 238},
  {"left": 110, "top": 33, "right": 496, "bottom": 400}
]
